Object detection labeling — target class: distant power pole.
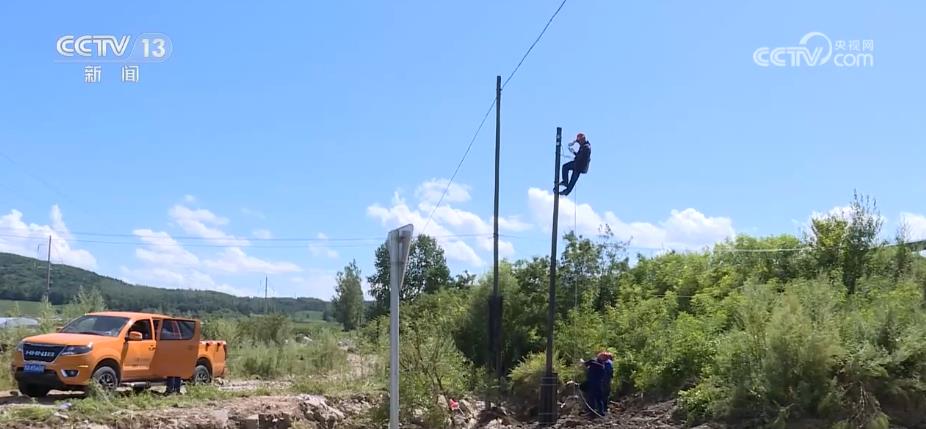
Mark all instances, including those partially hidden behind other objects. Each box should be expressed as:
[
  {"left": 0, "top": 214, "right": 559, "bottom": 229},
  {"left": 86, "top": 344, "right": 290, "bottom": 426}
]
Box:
[
  {"left": 45, "top": 236, "right": 52, "bottom": 300},
  {"left": 264, "top": 276, "right": 269, "bottom": 314}
]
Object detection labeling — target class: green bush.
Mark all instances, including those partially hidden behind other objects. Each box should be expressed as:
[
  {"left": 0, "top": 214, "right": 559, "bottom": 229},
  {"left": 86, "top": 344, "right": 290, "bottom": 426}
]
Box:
[
  {"left": 509, "top": 352, "right": 575, "bottom": 413},
  {"left": 397, "top": 291, "right": 476, "bottom": 428},
  {"left": 202, "top": 318, "right": 239, "bottom": 343},
  {"left": 237, "top": 314, "right": 292, "bottom": 345},
  {"left": 229, "top": 333, "right": 348, "bottom": 380}
]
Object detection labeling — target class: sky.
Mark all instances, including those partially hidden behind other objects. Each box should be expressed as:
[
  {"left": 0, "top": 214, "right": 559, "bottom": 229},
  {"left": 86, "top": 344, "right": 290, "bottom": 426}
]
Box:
[{"left": 1, "top": 1, "right": 925, "bottom": 299}]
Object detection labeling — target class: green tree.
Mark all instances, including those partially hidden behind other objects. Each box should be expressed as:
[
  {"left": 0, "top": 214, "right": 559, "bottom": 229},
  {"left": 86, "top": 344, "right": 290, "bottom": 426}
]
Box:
[
  {"left": 332, "top": 260, "right": 364, "bottom": 330},
  {"left": 808, "top": 191, "right": 883, "bottom": 294},
  {"left": 62, "top": 286, "right": 106, "bottom": 320},
  {"left": 367, "top": 234, "right": 451, "bottom": 318},
  {"left": 38, "top": 295, "right": 56, "bottom": 333}
]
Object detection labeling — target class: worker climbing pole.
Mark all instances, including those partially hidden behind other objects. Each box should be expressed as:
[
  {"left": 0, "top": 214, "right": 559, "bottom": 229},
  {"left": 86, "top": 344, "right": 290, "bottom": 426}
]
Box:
[
  {"left": 558, "top": 132, "right": 591, "bottom": 196},
  {"left": 540, "top": 127, "right": 592, "bottom": 426}
]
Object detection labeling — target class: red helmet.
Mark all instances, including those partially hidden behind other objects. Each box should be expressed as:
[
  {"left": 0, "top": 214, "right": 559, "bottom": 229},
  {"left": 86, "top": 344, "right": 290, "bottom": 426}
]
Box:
[{"left": 576, "top": 132, "right": 585, "bottom": 140}]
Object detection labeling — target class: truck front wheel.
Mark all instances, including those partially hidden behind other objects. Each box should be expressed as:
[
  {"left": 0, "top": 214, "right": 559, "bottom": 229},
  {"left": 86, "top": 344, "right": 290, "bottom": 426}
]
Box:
[
  {"left": 91, "top": 366, "right": 119, "bottom": 391},
  {"left": 18, "top": 383, "right": 51, "bottom": 398}
]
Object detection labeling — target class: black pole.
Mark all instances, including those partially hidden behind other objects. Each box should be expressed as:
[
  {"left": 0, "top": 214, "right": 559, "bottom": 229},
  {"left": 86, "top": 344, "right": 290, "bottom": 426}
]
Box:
[
  {"left": 493, "top": 75, "right": 503, "bottom": 382},
  {"left": 539, "top": 127, "right": 562, "bottom": 426}
]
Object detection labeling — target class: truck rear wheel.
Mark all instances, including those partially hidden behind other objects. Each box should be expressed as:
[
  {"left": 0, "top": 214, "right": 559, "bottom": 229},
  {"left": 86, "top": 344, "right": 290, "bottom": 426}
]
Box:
[
  {"left": 91, "top": 366, "right": 119, "bottom": 391},
  {"left": 192, "top": 364, "right": 212, "bottom": 385},
  {"left": 18, "top": 383, "right": 51, "bottom": 398}
]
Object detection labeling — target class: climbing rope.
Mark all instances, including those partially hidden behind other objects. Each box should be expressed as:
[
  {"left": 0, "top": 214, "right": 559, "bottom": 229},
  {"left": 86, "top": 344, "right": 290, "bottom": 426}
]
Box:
[{"left": 563, "top": 382, "right": 606, "bottom": 418}]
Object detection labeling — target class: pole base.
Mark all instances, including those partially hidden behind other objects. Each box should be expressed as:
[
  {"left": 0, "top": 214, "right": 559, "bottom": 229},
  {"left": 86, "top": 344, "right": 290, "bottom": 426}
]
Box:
[{"left": 538, "top": 373, "right": 559, "bottom": 426}]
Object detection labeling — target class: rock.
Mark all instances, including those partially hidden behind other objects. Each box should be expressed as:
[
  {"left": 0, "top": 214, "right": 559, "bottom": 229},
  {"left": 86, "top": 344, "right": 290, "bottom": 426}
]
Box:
[
  {"left": 482, "top": 419, "right": 509, "bottom": 429},
  {"left": 559, "top": 395, "right": 586, "bottom": 416},
  {"left": 300, "top": 395, "right": 345, "bottom": 429},
  {"left": 210, "top": 409, "right": 229, "bottom": 427},
  {"left": 258, "top": 412, "right": 293, "bottom": 429},
  {"left": 240, "top": 414, "right": 260, "bottom": 429}
]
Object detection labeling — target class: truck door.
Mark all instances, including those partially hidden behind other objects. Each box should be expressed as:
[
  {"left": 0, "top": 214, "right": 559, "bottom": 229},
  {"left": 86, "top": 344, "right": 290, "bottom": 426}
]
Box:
[
  {"left": 121, "top": 318, "right": 156, "bottom": 381},
  {"left": 151, "top": 318, "right": 200, "bottom": 380}
]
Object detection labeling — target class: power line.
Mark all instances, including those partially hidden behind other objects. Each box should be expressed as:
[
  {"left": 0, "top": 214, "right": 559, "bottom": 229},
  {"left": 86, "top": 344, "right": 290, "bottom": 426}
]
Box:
[
  {"left": 0, "top": 150, "right": 73, "bottom": 203},
  {"left": 422, "top": 101, "right": 496, "bottom": 235},
  {"left": 0, "top": 232, "right": 496, "bottom": 249},
  {"left": 422, "top": 0, "right": 570, "bottom": 234},
  {"left": 501, "top": 0, "right": 569, "bottom": 90}
]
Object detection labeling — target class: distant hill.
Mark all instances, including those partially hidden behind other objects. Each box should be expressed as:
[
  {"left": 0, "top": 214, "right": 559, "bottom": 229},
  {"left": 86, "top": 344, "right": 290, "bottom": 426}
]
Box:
[{"left": 0, "top": 252, "right": 329, "bottom": 316}]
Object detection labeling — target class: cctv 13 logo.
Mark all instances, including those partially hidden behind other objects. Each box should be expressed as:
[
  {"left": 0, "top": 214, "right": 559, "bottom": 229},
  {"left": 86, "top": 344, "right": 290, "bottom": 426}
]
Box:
[{"left": 56, "top": 33, "right": 172, "bottom": 62}]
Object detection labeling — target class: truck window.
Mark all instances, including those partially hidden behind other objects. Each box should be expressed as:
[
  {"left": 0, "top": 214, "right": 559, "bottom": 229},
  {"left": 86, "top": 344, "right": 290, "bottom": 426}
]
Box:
[
  {"left": 127, "top": 319, "right": 153, "bottom": 340},
  {"left": 159, "top": 319, "right": 195, "bottom": 341},
  {"left": 60, "top": 315, "right": 129, "bottom": 337}
]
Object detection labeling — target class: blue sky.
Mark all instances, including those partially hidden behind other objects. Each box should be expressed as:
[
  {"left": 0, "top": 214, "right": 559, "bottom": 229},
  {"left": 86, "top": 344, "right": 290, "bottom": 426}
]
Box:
[{"left": 1, "top": 1, "right": 925, "bottom": 299}]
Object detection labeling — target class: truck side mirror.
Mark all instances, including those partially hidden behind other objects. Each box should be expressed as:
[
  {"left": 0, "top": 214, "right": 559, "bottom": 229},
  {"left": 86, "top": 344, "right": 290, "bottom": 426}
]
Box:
[{"left": 127, "top": 331, "right": 144, "bottom": 341}]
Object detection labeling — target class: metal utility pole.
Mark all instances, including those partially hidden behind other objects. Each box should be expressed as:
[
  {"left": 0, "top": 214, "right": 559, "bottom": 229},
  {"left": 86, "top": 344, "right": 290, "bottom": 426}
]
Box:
[
  {"left": 45, "top": 236, "right": 52, "bottom": 300},
  {"left": 539, "top": 127, "right": 562, "bottom": 426},
  {"left": 264, "top": 276, "right": 269, "bottom": 314},
  {"left": 491, "top": 74, "right": 504, "bottom": 384},
  {"left": 388, "top": 224, "right": 414, "bottom": 429}
]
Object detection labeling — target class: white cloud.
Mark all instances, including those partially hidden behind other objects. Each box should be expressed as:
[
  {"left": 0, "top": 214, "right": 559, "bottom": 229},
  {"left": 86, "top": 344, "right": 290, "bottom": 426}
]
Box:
[
  {"left": 367, "top": 179, "right": 530, "bottom": 266},
  {"left": 252, "top": 229, "right": 273, "bottom": 240},
  {"left": 168, "top": 204, "right": 249, "bottom": 246},
  {"left": 183, "top": 194, "right": 197, "bottom": 204},
  {"left": 0, "top": 205, "right": 96, "bottom": 269},
  {"left": 120, "top": 266, "right": 248, "bottom": 296},
  {"left": 498, "top": 216, "right": 532, "bottom": 233},
  {"left": 308, "top": 233, "right": 339, "bottom": 259},
  {"left": 527, "top": 188, "right": 734, "bottom": 250},
  {"left": 123, "top": 204, "right": 302, "bottom": 296},
  {"left": 900, "top": 212, "right": 926, "bottom": 241},
  {"left": 132, "top": 229, "right": 200, "bottom": 266},
  {"left": 289, "top": 270, "right": 339, "bottom": 299},
  {"left": 415, "top": 179, "right": 471, "bottom": 204},
  {"left": 368, "top": 192, "right": 485, "bottom": 266},
  {"left": 810, "top": 205, "right": 853, "bottom": 222},
  {"left": 204, "top": 247, "right": 302, "bottom": 274}
]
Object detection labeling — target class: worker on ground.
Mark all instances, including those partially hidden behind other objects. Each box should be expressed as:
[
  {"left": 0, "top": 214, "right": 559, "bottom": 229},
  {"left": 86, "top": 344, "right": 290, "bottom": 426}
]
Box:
[
  {"left": 582, "top": 352, "right": 606, "bottom": 418},
  {"left": 559, "top": 132, "right": 591, "bottom": 196},
  {"left": 165, "top": 376, "right": 182, "bottom": 395},
  {"left": 599, "top": 351, "right": 614, "bottom": 416}
]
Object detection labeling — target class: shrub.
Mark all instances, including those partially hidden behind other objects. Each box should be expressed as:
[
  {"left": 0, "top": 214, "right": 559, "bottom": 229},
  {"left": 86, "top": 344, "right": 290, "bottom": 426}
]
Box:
[
  {"left": 202, "top": 318, "right": 239, "bottom": 343},
  {"left": 237, "top": 314, "right": 292, "bottom": 345},
  {"left": 681, "top": 281, "right": 844, "bottom": 424},
  {"left": 229, "top": 333, "right": 348, "bottom": 380},
  {"left": 509, "top": 351, "right": 575, "bottom": 414}
]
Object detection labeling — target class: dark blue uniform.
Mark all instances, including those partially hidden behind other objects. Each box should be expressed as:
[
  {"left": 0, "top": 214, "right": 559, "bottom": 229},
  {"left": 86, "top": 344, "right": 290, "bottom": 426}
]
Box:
[
  {"left": 560, "top": 140, "right": 591, "bottom": 196},
  {"left": 600, "top": 359, "right": 613, "bottom": 415},
  {"left": 583, "top": 358, "right": 605, "bottom": 416}
]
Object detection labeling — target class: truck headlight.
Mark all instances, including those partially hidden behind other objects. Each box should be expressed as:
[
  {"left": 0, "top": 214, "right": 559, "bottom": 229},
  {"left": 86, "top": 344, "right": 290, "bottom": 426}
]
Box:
[
  {"left": 61, "top": 345, "right": 93, "bottom": 356},
  {"left": 15, "top": 341, "right": 23, "bottom": 353}
]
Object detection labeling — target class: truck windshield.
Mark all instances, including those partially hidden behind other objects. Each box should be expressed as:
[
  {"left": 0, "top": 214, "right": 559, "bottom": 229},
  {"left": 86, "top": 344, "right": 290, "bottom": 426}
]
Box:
[{"left": 60, "top": 316, "right": 130, "bottom": 337}]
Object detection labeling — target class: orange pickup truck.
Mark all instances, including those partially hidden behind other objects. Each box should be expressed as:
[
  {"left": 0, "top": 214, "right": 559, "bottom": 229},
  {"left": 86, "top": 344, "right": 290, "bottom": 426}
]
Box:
[{"left": 10, "top": 311, "right": 227, "bottom": 397}]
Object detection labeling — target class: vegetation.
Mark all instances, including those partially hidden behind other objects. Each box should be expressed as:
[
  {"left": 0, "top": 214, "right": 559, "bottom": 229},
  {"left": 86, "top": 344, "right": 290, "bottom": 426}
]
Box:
[
  {"left": 331, "top": 260, "right": 365, "bottom": 330},
  {"left": 366, "top": 235, "right": 453, "bottom": 319},
  {"left": 346, "top": 192, "right": 926, "bottom": 428},
  {"left": 2, "top": 192, "right": 925, "bottom": 428}
]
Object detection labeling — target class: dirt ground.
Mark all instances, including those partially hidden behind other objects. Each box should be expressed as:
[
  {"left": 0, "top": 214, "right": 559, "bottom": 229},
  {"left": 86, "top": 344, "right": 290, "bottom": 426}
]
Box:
[{"left": 0, "top": 380, "right": 702, "bottom": 429}]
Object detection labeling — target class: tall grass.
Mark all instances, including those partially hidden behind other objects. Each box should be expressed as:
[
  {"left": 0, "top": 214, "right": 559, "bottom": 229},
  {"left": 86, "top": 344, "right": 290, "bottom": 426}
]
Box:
[{"left": 228, "top": 325, "right": 348, "bottom": 380}]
